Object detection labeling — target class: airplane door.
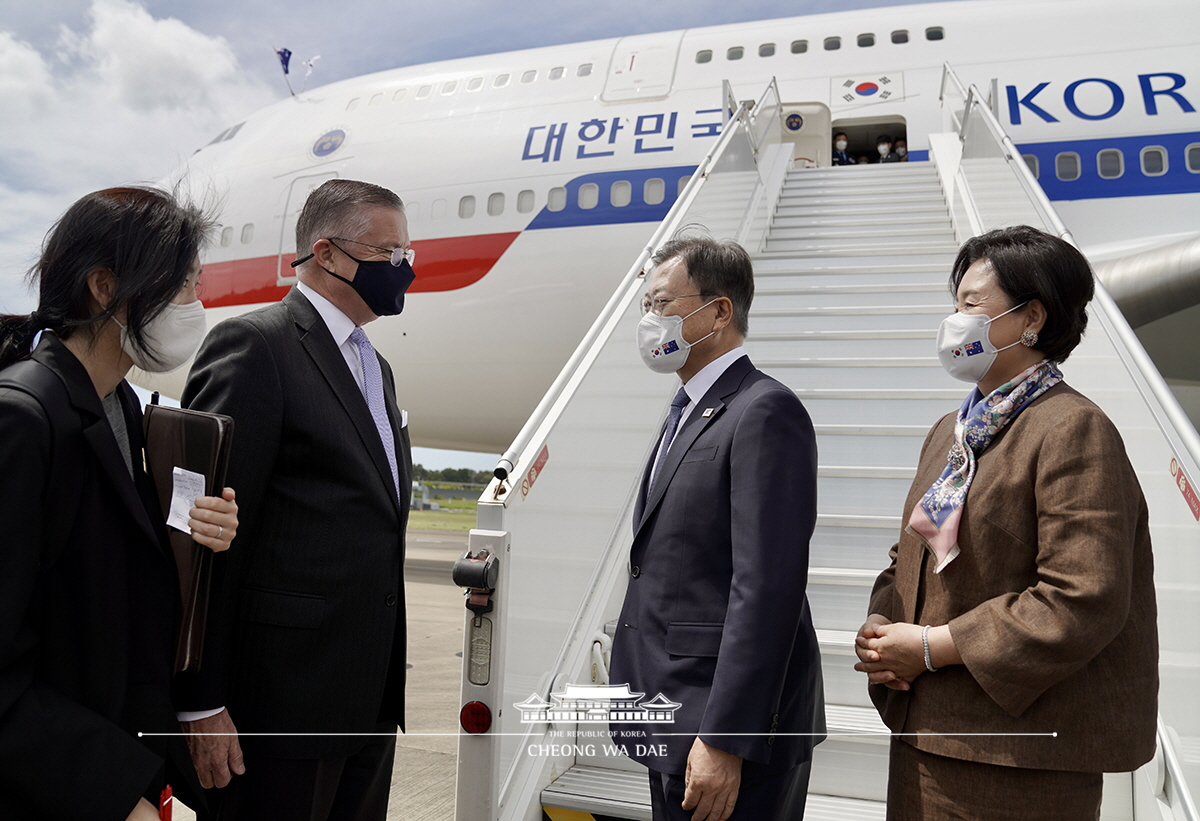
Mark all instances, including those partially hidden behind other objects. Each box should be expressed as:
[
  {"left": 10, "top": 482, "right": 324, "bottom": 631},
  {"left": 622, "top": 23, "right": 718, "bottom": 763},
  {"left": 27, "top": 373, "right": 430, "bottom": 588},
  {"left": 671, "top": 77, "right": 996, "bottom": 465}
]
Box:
[
  {"left": 277, "top": 172, "right": 337, "bottom": 285},
  {"left": 602, "top": 32, "right": 684, "bottom": 103}
]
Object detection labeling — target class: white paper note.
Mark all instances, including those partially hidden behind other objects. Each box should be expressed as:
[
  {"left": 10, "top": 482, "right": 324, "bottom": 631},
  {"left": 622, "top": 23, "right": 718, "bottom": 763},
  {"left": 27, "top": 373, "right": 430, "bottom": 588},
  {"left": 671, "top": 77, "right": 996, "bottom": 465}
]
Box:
[{"left": 167, "top": 466, "right": 207, "bottom": 534}]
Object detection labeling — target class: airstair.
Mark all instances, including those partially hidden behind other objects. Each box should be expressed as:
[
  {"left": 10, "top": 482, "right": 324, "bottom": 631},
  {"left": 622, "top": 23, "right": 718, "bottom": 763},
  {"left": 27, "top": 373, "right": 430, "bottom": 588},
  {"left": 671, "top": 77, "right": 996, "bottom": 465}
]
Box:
[{"left": 453, "top": 69, "right": 1200, "bottom": 821}]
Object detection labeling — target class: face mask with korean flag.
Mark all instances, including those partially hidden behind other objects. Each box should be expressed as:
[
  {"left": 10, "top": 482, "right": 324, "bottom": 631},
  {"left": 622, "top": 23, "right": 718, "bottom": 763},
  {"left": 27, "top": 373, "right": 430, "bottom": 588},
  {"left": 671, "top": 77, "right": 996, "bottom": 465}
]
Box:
[
  {"left": 636, "top": 300, "right": 718, "bottom": 374},
  {"left": 936, "top": 301, "right": 1028, "bottom": 383}
]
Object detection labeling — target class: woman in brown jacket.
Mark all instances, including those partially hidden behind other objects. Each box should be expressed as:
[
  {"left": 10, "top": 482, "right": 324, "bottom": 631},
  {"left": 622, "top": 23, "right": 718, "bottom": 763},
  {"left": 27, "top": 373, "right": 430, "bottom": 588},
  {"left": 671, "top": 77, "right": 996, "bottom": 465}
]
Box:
[{"left": 855, "top": 225, "right": 1157, "bottom": 820}]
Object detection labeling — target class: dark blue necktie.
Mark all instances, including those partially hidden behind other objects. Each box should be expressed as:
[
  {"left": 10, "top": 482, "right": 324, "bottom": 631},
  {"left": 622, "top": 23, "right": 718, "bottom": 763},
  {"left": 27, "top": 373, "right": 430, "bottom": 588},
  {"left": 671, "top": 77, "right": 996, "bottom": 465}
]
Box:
[
  {"left": 350, "top": 327, "right": 400, "bottom": 502},
  {"left": 649, "top": 387, "right": 690, "bottom": 490}
]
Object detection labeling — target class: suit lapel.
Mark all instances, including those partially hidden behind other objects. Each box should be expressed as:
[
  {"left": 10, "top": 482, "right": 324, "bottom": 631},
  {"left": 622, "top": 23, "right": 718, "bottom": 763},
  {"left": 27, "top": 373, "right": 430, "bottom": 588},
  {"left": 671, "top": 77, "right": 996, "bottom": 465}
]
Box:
[
  {"left": 284, "top": 290, "right": 401, "bottom": 517},
  {"left": 635, "top": 356, "right": 754, "bottom": 535}
]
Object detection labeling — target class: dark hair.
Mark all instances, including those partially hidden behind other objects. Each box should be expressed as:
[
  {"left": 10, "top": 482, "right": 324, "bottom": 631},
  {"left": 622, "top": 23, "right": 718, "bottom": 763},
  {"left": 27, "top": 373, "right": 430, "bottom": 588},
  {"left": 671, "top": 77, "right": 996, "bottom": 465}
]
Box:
[
  {"left": 950, "top": 225, "right": 1094, "bottom": 363},
  {"left": 834, "top": 131, "right": 848, "bottom": 140},
  {"left": 652, "top": 236, "right": 754, "bottom": 336},
  {"left": 0, "top": 186, "right": 214, "bottom": 369},
  {"left": 295, "top": 179, "right": 404, "bottom": 262},
  {"left": 876, "top": 134, "right": 893, "bottom": 144}
]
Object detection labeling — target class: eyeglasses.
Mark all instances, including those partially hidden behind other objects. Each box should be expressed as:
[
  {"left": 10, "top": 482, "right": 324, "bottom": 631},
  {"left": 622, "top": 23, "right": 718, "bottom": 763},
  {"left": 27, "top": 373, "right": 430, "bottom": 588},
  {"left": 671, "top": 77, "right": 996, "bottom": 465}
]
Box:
[
  {"left": 328, "top": 237, "right": 415, "bottom": 267},
  {"left": 640, "top": 293, "right": 704, "bottom": 316}
]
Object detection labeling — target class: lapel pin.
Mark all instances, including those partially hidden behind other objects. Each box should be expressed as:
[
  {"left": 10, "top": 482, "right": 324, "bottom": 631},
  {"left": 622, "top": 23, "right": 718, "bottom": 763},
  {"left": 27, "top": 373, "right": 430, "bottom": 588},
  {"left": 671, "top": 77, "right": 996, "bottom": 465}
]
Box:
[{"left": 702, "top": 408, "right": 714, "bottom": 418}]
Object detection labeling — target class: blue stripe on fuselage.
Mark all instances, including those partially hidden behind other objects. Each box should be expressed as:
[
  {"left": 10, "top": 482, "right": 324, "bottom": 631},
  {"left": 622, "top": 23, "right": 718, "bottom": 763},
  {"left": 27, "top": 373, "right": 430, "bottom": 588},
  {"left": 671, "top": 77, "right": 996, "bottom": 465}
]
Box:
[
  {"left": 1018, "top": 130, "right": 1200, "bottom": 201},
  {"left": 526, "top": 166, "right": 698, "bottom": 230}
]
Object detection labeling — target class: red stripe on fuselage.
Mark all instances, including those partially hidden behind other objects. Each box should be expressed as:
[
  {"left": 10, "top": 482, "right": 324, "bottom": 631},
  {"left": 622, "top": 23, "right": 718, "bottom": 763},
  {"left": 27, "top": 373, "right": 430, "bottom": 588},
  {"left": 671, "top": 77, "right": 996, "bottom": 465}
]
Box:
[{"left": 199, "top": 232, "right": 521, "bottom": 307}]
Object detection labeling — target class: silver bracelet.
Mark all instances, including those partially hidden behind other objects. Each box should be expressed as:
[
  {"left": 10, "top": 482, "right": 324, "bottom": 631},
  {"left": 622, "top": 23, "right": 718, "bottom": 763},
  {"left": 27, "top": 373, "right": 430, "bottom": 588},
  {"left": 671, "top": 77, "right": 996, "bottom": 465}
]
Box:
[{"left": 922, "top": 625, "right": 939, "bottom": 672}]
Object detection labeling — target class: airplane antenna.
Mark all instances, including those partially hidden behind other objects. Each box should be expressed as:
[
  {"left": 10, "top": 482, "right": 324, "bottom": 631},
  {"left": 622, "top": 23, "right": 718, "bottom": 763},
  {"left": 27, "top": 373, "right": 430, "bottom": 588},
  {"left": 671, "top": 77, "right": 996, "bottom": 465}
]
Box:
[{"left": 274, "top": 46, "right": 295, "bottom": 96}]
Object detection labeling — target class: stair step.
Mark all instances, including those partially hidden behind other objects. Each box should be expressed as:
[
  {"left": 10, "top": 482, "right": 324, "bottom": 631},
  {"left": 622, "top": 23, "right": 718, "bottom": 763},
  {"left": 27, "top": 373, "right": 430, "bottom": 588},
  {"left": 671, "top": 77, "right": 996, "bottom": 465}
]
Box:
[
  {"left": 804, "top": 794, "right": 887, "bottom": 820},
  {"left": 769, "top": 225, "right": 956, "bottom": 241}
]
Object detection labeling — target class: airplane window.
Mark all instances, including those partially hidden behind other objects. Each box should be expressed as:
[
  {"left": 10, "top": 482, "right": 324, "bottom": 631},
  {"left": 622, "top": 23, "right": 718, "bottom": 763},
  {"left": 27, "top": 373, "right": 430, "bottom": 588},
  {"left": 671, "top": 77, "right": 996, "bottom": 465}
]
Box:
[
  {"left": 727, "top": 47, "right": 744, "bottom": 60},
  {"left": 578, "top": 183, "right": 600, "bottom": 210},
  {"left": 678, "top": 175, "right": 691, "bottom": 196},
  {"left": 346, "top": 98, "right": 361, "bottom": 111},
  {"left": 892, "top": 30, "right": 909, "bottom": 44},
  {"left": 1022, "top": 154, "right": 1040, "bottom": 179},
  {"left": 224, "top": 123, "right": 244, "bottom": 141},
  {"left": 517, "top": 190, "right": 536, "bottom": 213},
  {"left": 578, "top": 63, "right": 593, "bottom": 77},
  {"left": 207, "top": 128, "right": 230, "bottom": 146},
  {"left": 432, "top": 198, "right": 448, "bottom": 220},
  {"left": 549, "top": 67, "right": 565, "bottom": 80},
  {"left": 1140, "top": 147, "right": 1167, "bottom": 176},
  {"left": 417, "top": 85, "right": 432, "bottom": 99},
  {"left": 467, "top": 77, "right": 483, "bottom": 92},
  {"left": 824, "top": 37, "right": 841, "bottom": 51},
  {"left": 442, "top": 81, "right": 457, "bottom": 95},
  {"left": 488, "top": 192, "right": 505, "bottom": 216},
  {"left": 547, "top": 187, "right": 567, "bottom": 212},
  {"left": 791, "top": 40, "right": 808, "bottom": 54},
  {"left": 1187, "top": 144, "right": 1200, "bottom": 172},
  {"left": 370, "top": 93, "right": 384, "bottom": 106},
  {"left": 459, "top": 196, "right": 476, "bottom": 219},
  {"left": 240, "top": 224, "right": 254, "bottom": 244},
  {"left": 393, "top": 89, "right": 407, "bottom": 102},
  {"left": 611, "top": 181, "right": 632, "bottom": 207},
  {"left": 521, "top": 70, "right": 537, "bottom": 84},
  {"left": 759, "top": 43, "right": 776, "bottom": 57},
  {"left": 1055, "top": 153, "right": 1080, "bottom": 181},
  {"left": 696, "top": 50, "right": 713, "bottom": 64},
  {"left": 1098, "top": 149, "right": 1124, "bottom": 179},
  {"left": 220, "top": 227, "right": 233, "bottom": 247},
  {"left": 926, "top": 27, "right": 945, "bottom": 41},
  {"left": 644, "top": 178, "right": 665, "bottom": 205},
  {"left": 858, "top": 33, "right": 875, "bottom": 47},
  {"left": 494, "top": 74, "right": 511, "bottom": 88}
]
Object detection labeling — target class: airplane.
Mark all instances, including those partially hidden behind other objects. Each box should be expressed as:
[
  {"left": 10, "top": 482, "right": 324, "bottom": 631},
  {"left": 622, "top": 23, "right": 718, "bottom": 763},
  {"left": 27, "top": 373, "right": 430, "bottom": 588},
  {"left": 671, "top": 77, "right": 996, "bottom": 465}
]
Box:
[{"left": 140, "top": 0, "right": 1200, "bottom": 454}]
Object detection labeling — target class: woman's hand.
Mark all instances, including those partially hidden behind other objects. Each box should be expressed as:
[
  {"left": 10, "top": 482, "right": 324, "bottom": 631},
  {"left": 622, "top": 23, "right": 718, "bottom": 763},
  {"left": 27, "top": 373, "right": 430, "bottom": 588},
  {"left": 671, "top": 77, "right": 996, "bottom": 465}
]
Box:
[
  {"left": 854, "top": 618, "right": 927, "bottom": 690},
  {"left": 189, "top": 487, "right": 238, "bottom": 552}
]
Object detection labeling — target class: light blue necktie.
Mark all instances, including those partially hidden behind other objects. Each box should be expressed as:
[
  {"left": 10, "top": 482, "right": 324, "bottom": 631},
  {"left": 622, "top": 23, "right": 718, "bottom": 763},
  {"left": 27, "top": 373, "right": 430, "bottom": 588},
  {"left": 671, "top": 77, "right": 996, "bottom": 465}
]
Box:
[
  {"left": 350, "top": 327, "right": 400, "bottom": 502},
  {"left": 649, "top": 387, "right": 690, "bottom": 490}
]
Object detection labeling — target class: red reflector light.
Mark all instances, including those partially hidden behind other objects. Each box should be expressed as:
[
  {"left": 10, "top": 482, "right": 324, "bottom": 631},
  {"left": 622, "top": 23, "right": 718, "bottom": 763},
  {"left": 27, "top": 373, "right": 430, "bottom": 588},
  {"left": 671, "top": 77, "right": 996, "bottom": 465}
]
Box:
[{"left": 460, "top": 701, "right": 492, "bottom": 734}]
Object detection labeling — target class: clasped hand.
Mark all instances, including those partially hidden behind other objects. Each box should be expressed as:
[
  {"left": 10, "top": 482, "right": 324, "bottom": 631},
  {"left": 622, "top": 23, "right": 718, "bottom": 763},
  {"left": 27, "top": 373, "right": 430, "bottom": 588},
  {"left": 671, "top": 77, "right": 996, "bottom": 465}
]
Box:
[
  {"left": 853, "top": 614, "right": 927, "bottom": 690},
  {"left": 188, "top": 487, "right": 238, "bottom": 552}
]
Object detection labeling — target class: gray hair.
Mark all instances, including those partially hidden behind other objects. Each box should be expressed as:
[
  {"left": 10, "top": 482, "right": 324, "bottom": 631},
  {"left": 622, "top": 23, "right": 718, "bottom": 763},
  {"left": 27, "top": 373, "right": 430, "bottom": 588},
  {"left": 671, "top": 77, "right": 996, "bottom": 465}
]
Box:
[{"left": 295, "top": 179, "right": 404, "bottom": 261}]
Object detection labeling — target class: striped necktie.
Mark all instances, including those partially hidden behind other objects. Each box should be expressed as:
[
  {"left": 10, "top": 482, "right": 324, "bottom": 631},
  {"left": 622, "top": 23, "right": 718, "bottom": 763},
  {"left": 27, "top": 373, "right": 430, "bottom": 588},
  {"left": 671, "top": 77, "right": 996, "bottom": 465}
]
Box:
[{"left": 350, "top": 327, "right": 400, "bottom": 502}]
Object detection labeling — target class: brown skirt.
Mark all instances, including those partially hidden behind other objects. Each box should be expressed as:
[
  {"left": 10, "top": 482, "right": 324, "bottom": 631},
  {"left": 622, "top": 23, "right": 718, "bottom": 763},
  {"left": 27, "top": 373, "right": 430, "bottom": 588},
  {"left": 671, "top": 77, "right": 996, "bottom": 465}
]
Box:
[{"left": 886, "top": 738, "right": 1103, "bottom": 821}]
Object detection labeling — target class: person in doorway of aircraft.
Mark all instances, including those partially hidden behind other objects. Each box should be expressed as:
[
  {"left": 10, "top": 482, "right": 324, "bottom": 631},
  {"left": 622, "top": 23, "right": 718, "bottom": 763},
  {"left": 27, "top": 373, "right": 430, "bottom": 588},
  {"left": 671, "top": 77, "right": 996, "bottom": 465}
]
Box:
[
  {"left": 0, "top": 186, "right": 238, "bottom": 821},
  {"left": 894, "top": 138, "right": 909, "bottom": 161},
  {"left": 178, "top": 179, "right": 414, "bottom": 821},
  {"left": 832, "top": 131, "right": 856, "bottom": 165},
  {"left": 610, "top": 236, "right": 825, "bottom": 821},
  {"left": 876, "top": 134, "right": 902, "bottom": 163},
  {"left": 854, "top": 225, "right": 1158, "bottom": 820}
]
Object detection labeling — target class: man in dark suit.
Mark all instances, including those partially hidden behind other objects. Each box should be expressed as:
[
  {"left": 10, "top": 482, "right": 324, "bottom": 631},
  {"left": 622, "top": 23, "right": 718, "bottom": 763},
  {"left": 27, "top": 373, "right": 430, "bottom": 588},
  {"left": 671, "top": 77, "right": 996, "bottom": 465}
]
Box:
[
  {"left": 832, "top": 131, "right": 856, "bottom": 165},
  {"left": 610, "top": 237, "right": 825, "bottom": 821},
  {"left": 178, "top": 179, "right": 414, "bottom": 820}
]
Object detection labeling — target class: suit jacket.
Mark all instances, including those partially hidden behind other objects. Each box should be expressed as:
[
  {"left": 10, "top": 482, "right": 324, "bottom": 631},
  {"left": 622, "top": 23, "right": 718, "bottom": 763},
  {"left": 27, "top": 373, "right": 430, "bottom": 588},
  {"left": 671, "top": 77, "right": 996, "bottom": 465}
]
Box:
[
  {"left": 609, "top": 355, "right": 825, "bottom": 776},
  {"left": 868, "top": 382, "right": 1158, "bottom": 772},
  {"left": 0, "top": 335, "right": 203, "bottom": 819},
  {"left": 179, "top": 288, "right": 411, "bottom": 759},
  {"left": 832, "top": 150, "right": 856, "bottom": 166}
]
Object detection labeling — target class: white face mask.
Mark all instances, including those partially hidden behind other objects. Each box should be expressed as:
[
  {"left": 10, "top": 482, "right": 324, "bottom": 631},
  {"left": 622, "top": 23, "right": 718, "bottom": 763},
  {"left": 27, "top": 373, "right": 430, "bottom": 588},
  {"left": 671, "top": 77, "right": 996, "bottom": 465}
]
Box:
[
  {"left": 878, "top": 144, "right": 890, "bottom": 156},
  {"left": 637, "top": 299, "right": 718, "bottom": 374},
  {"left": 936, "top": 302, "right": 1027, "bottom": 383},
  {"left": 119, "top": 299, "right": 207, "bottom": 373},
  {"left": 835, "top": 140, "right": 848, "bottom": 150},
  {"left": 896, "top": 146, "right": 908, "bottom": 157}
]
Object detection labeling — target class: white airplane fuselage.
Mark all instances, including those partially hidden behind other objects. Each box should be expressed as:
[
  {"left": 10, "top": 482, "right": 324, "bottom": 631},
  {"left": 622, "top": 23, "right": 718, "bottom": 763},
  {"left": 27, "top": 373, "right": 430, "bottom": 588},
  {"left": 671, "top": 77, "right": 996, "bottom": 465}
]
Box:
[{"left": 145, "top": 0, "right": 1200, "bottom": 452}]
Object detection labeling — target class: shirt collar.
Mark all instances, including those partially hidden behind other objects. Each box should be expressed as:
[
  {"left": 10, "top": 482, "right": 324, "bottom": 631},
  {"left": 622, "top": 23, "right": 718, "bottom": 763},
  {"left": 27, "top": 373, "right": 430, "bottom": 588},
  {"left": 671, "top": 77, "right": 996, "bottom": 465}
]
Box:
[
  {"left": 681, "top": 346, "right": 746, "bottom": 407},
  {"left": 297, "top": 280, "right": 358, "bottom": 347}
]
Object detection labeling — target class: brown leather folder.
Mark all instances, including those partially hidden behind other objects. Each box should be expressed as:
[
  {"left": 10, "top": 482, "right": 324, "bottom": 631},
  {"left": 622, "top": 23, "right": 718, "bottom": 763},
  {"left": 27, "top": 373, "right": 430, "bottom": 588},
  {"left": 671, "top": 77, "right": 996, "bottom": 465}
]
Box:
[{"left": 143, "top": 399, "right": 234, "bottom": 673}]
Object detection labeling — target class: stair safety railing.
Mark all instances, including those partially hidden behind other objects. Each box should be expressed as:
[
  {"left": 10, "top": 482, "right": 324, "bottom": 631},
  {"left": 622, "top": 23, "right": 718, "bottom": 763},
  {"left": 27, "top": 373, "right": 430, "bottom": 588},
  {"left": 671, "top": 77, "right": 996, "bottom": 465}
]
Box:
[
  {"left": 940, "top": 61, "right": 1200, "bottom": 821},
  {"left": 456, "top": 79, "right": 789, "bottom": 821}
]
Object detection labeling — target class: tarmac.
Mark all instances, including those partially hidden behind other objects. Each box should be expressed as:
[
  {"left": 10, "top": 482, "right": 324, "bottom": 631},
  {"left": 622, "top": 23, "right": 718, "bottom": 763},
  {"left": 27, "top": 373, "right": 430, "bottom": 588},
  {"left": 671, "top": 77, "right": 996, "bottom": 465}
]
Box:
[{"left": 176, "top": 529, "right": 468, "bottom": 821}]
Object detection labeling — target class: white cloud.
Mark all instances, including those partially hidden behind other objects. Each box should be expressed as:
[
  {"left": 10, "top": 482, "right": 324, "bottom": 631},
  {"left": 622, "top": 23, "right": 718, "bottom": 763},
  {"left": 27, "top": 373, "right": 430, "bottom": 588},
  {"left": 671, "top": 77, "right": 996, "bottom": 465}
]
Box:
[{"left": 0, "top": 0, "right": 277, "bottom": 312}]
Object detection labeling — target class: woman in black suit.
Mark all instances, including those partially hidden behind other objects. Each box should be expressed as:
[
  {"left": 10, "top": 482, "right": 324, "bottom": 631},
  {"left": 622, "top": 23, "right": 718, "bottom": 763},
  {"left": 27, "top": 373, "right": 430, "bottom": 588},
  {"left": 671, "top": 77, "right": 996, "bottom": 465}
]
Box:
[{"left": 0, "top": 187, "right": 239, "bottom": 820}]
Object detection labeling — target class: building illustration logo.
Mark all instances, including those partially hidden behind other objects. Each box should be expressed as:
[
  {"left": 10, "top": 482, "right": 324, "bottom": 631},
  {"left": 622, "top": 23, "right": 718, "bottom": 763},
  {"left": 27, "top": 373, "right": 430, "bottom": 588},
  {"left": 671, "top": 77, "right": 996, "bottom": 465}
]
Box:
[{"left": 515, "top": 684, "right": 682, "bottom": 724}]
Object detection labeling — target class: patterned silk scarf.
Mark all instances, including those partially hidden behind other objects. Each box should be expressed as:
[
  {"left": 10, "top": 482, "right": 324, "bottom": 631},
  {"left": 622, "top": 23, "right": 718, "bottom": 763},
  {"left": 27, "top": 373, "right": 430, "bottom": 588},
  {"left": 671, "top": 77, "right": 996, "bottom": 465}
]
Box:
[{"left": 908, "top": 359, "right": 1063, "bottom": 572}]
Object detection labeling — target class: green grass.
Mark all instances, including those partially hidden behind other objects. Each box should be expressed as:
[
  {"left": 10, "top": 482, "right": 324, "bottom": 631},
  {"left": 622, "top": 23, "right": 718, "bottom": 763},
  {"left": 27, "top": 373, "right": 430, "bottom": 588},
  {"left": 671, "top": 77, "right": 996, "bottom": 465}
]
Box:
[{"left": 408, "top": 496, "right": 479, "bottom": 531}]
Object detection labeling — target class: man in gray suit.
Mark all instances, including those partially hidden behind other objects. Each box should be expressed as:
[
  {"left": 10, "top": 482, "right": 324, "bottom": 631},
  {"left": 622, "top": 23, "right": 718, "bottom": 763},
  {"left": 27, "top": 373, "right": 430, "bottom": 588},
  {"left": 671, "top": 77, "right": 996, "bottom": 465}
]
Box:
[
  {"left": 610, "top": 237, "right": 825, "bottom": 821},
  {"left": 177, "top": 179, "right": 414, "bottom": 820}
]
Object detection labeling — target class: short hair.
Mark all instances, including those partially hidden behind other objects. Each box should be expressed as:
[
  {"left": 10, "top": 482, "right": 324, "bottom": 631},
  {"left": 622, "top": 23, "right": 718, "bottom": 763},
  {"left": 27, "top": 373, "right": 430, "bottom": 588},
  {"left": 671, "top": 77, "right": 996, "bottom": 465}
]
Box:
[
  {"left": 295, "top": 179, "right": 404, "bottom": 261},
  {"left": 651, "top": 236, "right": 754, "bottom": 336},
  {"left": 949, "top": 225, "right": 1094, "bottom": 363},
  {"left": 833, "top": 131, "right": 848, "bottom": 140},
  {"left": 876, "top": 134, "right": 893, "bottom": 144}
]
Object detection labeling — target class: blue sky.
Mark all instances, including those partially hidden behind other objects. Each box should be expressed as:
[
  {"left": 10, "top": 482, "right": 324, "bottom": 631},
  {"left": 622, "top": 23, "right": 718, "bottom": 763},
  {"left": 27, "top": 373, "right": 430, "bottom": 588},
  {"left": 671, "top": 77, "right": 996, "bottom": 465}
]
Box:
[{"left": 0, "top": 0, "right": 958, "bottom": 468}]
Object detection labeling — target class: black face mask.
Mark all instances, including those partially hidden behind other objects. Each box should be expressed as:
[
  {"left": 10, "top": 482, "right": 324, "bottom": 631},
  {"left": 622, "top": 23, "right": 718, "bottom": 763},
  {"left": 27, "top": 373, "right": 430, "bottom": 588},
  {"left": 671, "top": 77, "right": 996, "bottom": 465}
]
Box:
[{"left": 292, "top": 241, "right": 416, "bottom": 316}]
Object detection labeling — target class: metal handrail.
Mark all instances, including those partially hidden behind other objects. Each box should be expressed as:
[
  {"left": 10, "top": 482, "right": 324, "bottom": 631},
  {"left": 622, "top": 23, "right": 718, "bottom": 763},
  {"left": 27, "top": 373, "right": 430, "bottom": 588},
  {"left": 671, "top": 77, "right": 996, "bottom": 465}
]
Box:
[{"left": 492, "top": 98, "right": 755, "bottom": 484}]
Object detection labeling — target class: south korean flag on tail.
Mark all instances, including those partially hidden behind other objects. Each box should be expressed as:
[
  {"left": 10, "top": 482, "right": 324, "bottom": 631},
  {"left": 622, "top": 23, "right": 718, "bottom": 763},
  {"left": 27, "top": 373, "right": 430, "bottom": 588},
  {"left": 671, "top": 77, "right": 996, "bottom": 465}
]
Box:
[{"left": 831, "top": 73, "right": 906, "bottom": 108}]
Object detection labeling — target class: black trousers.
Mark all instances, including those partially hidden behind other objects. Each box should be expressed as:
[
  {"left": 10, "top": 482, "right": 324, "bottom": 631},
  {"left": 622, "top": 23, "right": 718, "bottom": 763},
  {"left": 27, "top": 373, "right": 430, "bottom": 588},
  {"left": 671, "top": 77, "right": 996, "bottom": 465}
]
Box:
[
  {"left": 208, "top": 724, "right": 397, "bottom": 821},
  {"left": 648, "top": 759, "right": 812, "bottom": 821}
]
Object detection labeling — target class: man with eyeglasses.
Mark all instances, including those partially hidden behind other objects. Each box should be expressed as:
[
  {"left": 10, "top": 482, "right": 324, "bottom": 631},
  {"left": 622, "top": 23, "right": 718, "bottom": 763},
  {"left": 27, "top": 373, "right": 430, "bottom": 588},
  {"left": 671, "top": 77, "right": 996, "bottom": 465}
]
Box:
[
  {"left": 178, "top": 179, "right": 415, "bottom": 821},
  {"left": 610, "top": 237, "right": 825, "bottom": 821}
]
